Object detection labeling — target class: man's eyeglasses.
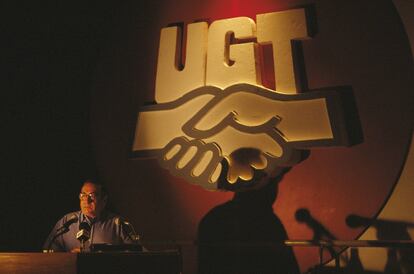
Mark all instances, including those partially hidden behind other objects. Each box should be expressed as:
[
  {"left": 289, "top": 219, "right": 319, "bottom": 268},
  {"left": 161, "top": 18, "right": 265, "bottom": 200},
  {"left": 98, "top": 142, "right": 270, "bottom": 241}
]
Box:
[{"left": 79, "top": 192, "right": 99, "bottom": 201}]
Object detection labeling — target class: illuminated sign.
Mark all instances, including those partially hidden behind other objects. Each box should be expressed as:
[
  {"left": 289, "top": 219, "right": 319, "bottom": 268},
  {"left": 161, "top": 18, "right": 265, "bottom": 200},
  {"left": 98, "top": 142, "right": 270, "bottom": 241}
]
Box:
[{"left": 132, "top": 8, "right": 359, "bottom": 191}]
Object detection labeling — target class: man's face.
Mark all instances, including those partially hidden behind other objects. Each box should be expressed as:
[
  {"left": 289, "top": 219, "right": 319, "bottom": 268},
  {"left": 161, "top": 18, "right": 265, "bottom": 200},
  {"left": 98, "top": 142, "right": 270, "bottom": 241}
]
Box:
[{"left": 79, "top": 182, "right": 107, "bottom": 218}]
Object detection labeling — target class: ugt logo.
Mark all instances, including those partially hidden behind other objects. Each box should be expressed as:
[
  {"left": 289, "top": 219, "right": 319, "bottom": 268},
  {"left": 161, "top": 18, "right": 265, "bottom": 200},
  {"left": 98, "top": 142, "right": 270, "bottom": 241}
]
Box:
[{"left": 132, "top": 8, "right": 361, "bottom": 191}]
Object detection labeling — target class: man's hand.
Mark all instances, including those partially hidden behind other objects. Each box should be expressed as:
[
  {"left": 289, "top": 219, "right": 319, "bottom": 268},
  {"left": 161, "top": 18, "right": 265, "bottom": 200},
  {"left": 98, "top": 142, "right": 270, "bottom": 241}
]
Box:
[{"left": 70, "top": 248, "right": 81, "bottom": 253}]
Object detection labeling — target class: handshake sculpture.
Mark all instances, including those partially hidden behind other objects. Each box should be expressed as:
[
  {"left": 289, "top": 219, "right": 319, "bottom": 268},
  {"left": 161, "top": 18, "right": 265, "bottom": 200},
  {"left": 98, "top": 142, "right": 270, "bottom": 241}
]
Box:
[{"left": 132, "top": 83, "right": 354, "bottom": 191}]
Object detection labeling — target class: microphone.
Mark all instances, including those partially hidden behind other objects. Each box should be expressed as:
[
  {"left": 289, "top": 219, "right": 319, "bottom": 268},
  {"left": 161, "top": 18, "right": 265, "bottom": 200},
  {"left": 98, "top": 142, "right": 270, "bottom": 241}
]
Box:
[
  {"left": 45, "top": 214, "right": 79, "bottom": 251},
  {"left": 295, "top": 208, "right": 311, "bottom": 223},
  {"left": 56, "top": 214, "right": 78, "bottom": 233},
  {"left": 76, "top": 222, "right": 91, "bottom": 243},
  {"left": 346, "top": 214, "right": 372, "bottom": 228},
  {"left": 295, "top": 208, "right": 336, "bottom": 240},
  {"left": 346, "top": 214, "right": 414, "bottom": 228},
  {"left": 116, "top": 218, "right": 140, "bottom": 242}
]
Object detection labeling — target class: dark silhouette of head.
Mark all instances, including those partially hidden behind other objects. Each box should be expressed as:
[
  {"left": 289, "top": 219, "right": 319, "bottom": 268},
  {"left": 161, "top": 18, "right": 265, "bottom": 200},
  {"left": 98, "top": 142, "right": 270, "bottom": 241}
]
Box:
[{"left": 232, "top": 167, "right": 291, "bottom": 208}]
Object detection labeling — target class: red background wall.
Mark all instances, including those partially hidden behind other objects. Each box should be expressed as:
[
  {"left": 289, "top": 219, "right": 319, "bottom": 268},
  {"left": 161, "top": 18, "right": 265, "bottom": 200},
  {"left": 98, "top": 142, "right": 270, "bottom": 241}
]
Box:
[{"left": 89, "top": 0, "right": 413, "bottom": 272}]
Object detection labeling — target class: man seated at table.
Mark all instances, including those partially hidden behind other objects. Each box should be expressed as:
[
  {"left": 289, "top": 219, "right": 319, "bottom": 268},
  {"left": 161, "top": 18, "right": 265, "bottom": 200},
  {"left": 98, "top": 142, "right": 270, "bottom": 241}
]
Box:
[{"left": 43, "top": 179, "right": 141, "bottom": 252}]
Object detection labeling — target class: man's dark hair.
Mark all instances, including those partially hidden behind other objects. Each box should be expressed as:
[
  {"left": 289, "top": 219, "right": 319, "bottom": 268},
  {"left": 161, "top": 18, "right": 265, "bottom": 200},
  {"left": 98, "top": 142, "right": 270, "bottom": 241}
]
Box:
[{"left": 82, "top": 179, "right": 108, "bottom": 197}]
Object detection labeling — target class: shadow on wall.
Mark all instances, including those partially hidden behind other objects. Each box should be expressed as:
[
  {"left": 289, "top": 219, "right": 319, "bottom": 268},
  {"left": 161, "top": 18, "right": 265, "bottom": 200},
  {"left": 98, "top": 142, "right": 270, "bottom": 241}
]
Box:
[
  {"left": 197, "top": 168, "right": 300, "bottom": 274},
  {"left": 295, "top": 208, "right": 348, "bottom": 273},
  {"left": 299, "top": 213, "right": 414, "bottom": 274},
  {"left": 345, "top": 214, "right": 414, "bottom": 274}
]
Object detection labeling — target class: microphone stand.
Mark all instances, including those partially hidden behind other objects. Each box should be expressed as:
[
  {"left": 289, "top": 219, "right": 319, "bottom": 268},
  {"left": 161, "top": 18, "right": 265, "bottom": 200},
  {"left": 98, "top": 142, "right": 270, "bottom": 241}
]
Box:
[
  {"left": 45, "top": 227, "right": 70, "bottom": 252},
  {"left": 124, "top": 221, "right": 141, "bottom": 244},
  {"left": 77, "top": 222, "right": 91, "bottom": 253},
  {"left": 80, "top": 239, "right": 86, "bottom": 253},
  {"left": 45, "top": 215, "right": 78, "bottom": 252}
]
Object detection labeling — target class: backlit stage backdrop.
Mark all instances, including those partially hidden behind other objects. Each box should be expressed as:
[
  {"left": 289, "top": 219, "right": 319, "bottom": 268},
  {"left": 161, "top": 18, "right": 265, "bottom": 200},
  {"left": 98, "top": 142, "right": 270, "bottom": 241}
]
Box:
[{"left": 88, "top": 0, "right": 413, "bottom": 272}]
